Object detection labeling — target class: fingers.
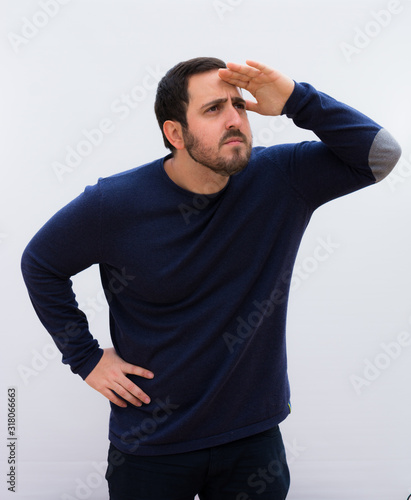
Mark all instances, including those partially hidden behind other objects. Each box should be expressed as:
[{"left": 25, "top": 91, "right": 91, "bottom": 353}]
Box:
[
  {"left": 218, "top": 68, "right": 250, "bottom": 89},
  {"left": 125, "top": 362, "right": 155, "bottom": 380},
  {"left": 244, "top": 60, "right": 273, "bottom": 75},
  {"left": 98, "top": 373, "right": 152, "bottom": 408},
  {"left": 219, "top": 60, "right": 294, "bottom": 116},
  {"left": 218, "top": 60, "right": 276, "bottom": 93},
  {"left": 113, "top": 361, "right": 154, "bottom": 407},
  {"left": 221, "top": 60, "right": 272, "bottom": 79},
  {"left": 85, "top": 348, "right": 155, "bottom": 409},
  {"left": 102, "top": 386, "right": 128, "bottom": 408},
  {"left": 112, "top": 377, "right": 151, "bottom": 407},
  {"left": 226, "top": 61, "right": 262, "bottom": 78}
]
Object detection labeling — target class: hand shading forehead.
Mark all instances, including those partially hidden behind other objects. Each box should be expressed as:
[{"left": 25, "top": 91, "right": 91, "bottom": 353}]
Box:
[{"left": 187, "top": 70, "right": 243, "bottom": 110}]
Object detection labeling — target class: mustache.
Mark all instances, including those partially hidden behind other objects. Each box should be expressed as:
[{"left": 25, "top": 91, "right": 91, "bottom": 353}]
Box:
[{"left": 219, "top": 130, "right": 248, "bottom": 147}]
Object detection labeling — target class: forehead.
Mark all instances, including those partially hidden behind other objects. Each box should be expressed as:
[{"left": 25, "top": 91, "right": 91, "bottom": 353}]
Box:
[{"left": 187, "top": 70, "right": 242, "bottom": 107}]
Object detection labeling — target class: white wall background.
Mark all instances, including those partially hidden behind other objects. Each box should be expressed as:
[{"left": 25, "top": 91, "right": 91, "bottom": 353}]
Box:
[{"left": 1, "top": 0, "right": 410, "bottom": 498}]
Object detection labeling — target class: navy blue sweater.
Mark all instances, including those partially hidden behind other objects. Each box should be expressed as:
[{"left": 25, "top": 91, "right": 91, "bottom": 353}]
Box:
[{"left": 21, "top": 82, "right": 401, "bottom": 455}]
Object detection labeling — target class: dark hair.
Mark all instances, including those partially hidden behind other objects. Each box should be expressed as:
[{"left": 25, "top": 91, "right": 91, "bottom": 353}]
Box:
[{"left": 154, "top": 57, "right": 227, "bottom": 151}]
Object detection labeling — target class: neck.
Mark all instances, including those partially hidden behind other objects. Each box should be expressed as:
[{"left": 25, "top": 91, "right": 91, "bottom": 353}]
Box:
[{"left": 164, "top": 153, "right": 229, "bottom": 195}]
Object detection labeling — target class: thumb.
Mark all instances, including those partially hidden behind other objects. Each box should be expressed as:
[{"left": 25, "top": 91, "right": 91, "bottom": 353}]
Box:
[{"left": 245, "top": 99, "right": 259, "bottom": 114}]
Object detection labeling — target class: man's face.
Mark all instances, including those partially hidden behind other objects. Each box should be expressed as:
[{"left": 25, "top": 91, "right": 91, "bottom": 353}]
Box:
[{"left": 182, "top": 70, "right": 253, "bottom": 177}]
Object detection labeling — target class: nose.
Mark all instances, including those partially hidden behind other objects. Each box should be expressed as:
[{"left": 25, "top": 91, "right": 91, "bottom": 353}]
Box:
[{"left": 225, "top": 105, "right": 243, "bottom": 129}]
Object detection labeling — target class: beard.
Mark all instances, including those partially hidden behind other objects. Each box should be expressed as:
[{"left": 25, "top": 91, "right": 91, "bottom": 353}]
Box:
[{"left": 182, "top": 128, "right": 253, "bottom": 177}]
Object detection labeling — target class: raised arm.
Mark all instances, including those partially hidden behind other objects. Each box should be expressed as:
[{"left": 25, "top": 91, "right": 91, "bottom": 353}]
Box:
[{"left": 220, "top": 60, "right": 401, "bottom": 206}]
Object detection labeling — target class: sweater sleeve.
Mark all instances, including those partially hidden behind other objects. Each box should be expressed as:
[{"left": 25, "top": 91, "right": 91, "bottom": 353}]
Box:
[
  {"left": 279, "top": 82, "right": 402, "bottom": 208},
  {"left": 21, "top": 183, "right": 105, "bottom": 379}
]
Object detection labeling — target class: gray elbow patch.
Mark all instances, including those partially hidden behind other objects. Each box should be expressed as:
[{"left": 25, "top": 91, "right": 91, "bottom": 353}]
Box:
[{"left": 368, "top": 128, "right": 402, "bottom": 182}]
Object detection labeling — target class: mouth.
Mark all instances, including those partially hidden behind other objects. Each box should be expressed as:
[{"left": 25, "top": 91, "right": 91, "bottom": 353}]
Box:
[{"left": 223, "top": 138, "right": 244, "bottom": 146}]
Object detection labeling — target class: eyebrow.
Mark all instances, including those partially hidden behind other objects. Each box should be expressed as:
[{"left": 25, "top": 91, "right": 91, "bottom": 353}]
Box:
[{"left": 200, "top": 96, "right": 246, "bottom": 110}]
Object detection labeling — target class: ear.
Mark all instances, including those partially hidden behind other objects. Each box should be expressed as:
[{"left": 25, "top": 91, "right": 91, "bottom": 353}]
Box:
[{"left": 163, "top": 120, "right": 185, "bottom": 151}]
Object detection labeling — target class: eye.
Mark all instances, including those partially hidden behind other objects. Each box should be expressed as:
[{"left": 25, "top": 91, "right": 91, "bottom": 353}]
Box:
[
  {"left": 206, "top": 105, "right": 219, "bottom": 113},
  {"left": 235, "top": 102, "right": 246, "bottom": 110}
]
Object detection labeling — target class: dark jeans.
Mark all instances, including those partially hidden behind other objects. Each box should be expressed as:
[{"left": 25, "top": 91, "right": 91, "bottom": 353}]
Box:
[{"left": 106, "top": 426, "right": 290, "bottom": 500}]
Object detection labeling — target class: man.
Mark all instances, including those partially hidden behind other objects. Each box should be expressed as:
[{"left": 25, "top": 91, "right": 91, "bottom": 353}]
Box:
[{"left": 21, "top": 57, "right": 401, "bottom": 499}]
